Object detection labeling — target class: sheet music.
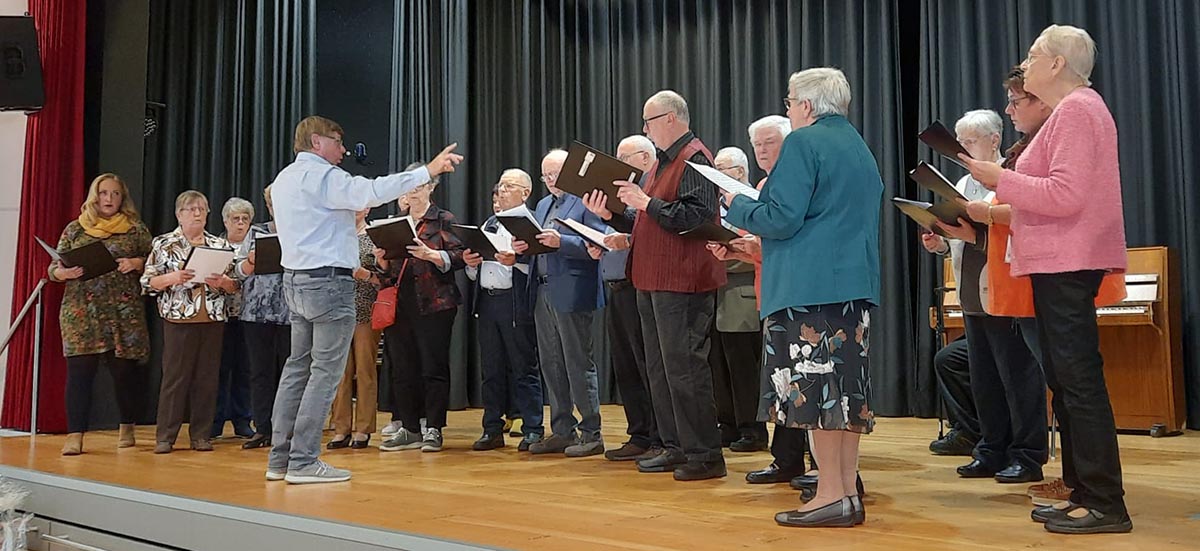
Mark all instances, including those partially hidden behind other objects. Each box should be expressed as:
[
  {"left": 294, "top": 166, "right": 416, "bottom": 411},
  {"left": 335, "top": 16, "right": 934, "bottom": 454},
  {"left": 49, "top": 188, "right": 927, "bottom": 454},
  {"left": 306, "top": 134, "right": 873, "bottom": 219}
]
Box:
[
  {"left": 495, "top": 204, "right": 544, "bottom": 230},
  {"left": 184, "top": 246, "right": 236, "bottom": 280},
  {"left": 35, "top": 236, "right": 63, "bottom": 262},
  {"left": 687, "top": 161, "right": 760, "bottom": 201},
  {"left": 556, "top": 217, "right": 613, "bottom": 251}
]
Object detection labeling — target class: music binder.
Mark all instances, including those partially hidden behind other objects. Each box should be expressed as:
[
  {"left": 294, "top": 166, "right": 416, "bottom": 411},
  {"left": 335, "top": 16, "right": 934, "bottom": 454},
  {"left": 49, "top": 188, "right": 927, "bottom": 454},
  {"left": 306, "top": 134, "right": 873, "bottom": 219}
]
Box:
[
  {"left": 183, "top": 246, "right": 236, "bottom": 279},
  {"left": 252, "top": 233, "right": 283, "bottom": 275},
  {"left": 366, "top": 215, "right": 419, "bottom": 260},
  {"left": 679, "top": 221, "right": 741, "bottom": 244},
  {"left": 451, "top": 224, "right": 511, "bottom": 260},
  {"left": 918, "top": 121, "right": 971, "bottom": 168},
  {"left": 35, "top": 236, "right": 118, "bottom": 282},
  {"left": 556, "top": 141, "right": 644, "bottom": 214},
  {"left": 909, "top": 162, "right": 967, "bottom": 203},
  {"left": 495, "top": 205, "right": 558, "bottom": 256},
  {"left": 891, "top": 198, "right": 963, "bottom": 238},
  {"left": 554, "top": 217, "right": 612, "bottom": 252},
  {"left": 687, "top": 161, "right": 761, "bottom": 201}
]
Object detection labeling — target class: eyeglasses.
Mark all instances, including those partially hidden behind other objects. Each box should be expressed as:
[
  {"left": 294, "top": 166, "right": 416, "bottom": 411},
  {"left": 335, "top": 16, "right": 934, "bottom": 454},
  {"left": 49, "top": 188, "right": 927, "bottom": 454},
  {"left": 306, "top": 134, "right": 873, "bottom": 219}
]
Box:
[
  {"left": 319, "top": 134, "right": 343, "bottom": 146},
  {"left": 227, "top": 215, "right": 251, "bottom": 224},
  {"left": 1006, "top": 95, "right": 1030, "bottom": 108},
  {"left": 714, "top": 165, "right": 743, "bottom": 173},
  {"left": 1020, "top": 53, "right": 1046, "bottom": 70},
  {"left": 641, "top": 112, "right": 670, "bottom": 125},
  {"left": 617, "top": 151, "right": 649, "bottom": 163},
  {"left": 540, "top": 173, "right": 559, "bottom": 183},
  {"left": 179, "top": 206, "right": 207, "bottom": 215},
  {"left": 783, "top": 96, "right": 800, "bottom": 109},
  {"left": 957, "top": 138, "right": 980, "bottom": 147}
]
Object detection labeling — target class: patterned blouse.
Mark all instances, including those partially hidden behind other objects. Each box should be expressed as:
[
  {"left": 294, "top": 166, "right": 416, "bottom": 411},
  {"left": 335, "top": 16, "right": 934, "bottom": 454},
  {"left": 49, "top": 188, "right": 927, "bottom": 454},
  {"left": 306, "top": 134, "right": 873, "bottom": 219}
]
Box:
[
  {"left": 380, "top": 204, "right": 466, "bottom": 316},
  {"left": 353, "top": 231, "right": 382, "bottom": 324},
  {"left": 49, "top": 220, "right": 153, "bottom": 361},
  {"left": 140, "top": 227, "right": 236, "bottom": 322},
  {"left": 235, "top": 222, "right": 290, "bottom": 325}
]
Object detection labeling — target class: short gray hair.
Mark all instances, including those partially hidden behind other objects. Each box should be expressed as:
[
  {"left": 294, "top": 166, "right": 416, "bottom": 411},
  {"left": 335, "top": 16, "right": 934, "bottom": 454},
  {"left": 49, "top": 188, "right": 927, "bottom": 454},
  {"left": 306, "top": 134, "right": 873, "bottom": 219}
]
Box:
[
  {"left": 714, "top": 147, "right": 749, "bottom": 172},
  {"left": 499, "top": 168, "right": 533, "bottom": 190},
  {"left": 788, "top": 67, "right": 851, "bottom": 117},
  {"left": 647, "top": 90, "right": 690, "bottom": 124},
  {"left": 954, "top": 109, "right": 1003, "bottom": 139},
  {"left": 1033, "top": 24, "right": 1097, "bottom": 86},
  {"left": 748, "top": 115, "right": 792, "bottom": 141},
  {"left": 222, "top": 197, "right": 254, "bottom": 221},
  {"left": 175, "top": 190, "right": 208, "bottom": 213},
  {"left": 618, "top": 134, "right": 656, "bottom": 156}
]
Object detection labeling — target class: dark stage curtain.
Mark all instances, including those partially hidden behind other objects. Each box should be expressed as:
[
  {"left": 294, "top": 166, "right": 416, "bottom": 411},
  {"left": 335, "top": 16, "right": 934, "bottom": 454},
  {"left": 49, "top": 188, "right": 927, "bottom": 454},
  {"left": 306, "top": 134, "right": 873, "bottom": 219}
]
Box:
[{"left": 919, "top": 0, "right": 1200, "bottom": 427}]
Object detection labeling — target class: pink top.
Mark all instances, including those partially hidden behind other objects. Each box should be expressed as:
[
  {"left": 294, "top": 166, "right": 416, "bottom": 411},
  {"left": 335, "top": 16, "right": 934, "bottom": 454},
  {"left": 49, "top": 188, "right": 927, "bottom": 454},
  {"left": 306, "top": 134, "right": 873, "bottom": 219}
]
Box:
[{"left": 996, "top": 87, "right": 1127, "bottom": 277}]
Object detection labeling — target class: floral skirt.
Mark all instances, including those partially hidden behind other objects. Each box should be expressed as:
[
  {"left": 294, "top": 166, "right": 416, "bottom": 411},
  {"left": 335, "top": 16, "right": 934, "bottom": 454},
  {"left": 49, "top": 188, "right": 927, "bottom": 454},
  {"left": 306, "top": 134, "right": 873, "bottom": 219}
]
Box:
[{"left": 759, "top": 300, "right": 875, "bottom": 434}]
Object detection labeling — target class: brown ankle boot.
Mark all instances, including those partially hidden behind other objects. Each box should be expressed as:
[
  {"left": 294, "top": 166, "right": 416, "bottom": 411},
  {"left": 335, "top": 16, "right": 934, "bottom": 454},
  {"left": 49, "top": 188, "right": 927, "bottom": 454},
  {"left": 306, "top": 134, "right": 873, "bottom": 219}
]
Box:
[
  {"left": 62, "top": 432, "right": 83, "bottom": 456},
  {"left": 118, "top": 424, "right": 136, "bottom": 448}
]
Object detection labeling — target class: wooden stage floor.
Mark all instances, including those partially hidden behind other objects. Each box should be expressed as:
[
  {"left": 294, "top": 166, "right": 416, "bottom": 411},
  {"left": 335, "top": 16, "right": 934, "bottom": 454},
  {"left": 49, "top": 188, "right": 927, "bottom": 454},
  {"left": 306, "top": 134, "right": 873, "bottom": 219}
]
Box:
[{"left": 1, "top": 406, "right": 1196, "bottom": 550}]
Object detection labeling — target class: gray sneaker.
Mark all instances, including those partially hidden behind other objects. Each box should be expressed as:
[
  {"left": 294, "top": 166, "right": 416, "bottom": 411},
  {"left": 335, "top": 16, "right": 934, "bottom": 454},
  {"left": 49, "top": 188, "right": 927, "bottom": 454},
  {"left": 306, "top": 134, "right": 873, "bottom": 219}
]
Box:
[
  {"left": 565, "top": 438, "right": 605, "bottom": 458},
  {"left": 379, "top": 428, "right": 423, "bottom": 452},
  {"left": 421, "top": 428, "right": 443, "bottom": 452},
  {"left": 284, "top": 460, "right": 351, "bottom": 484},
  {"left": 529, "top": 433, "right": 574, "bottom": 455},
  {"left": 265, "top": 468, "right": 286, "bottom": 481}
]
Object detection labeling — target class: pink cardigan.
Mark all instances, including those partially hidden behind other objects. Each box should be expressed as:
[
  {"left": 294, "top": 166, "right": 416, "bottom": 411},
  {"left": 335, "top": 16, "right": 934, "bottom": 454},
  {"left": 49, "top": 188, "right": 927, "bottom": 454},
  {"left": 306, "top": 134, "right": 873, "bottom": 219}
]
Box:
[{"left": 996, "top": 87, "right": 1127, "bottom": 277}]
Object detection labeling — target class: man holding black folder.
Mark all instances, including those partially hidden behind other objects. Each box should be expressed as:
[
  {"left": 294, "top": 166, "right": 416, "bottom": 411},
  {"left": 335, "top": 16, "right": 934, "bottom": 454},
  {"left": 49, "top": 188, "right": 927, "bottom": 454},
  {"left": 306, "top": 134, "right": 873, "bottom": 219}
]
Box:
[{"left": 266, "top": 115, "right": 462, "bottom": 484}]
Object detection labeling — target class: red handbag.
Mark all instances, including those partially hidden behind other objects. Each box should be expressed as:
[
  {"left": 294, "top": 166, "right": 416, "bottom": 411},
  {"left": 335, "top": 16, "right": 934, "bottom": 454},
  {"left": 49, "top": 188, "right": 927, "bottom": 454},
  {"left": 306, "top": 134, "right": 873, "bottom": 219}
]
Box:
[{"left": 370, "top": 220, "right": 425, "bottom": 330}]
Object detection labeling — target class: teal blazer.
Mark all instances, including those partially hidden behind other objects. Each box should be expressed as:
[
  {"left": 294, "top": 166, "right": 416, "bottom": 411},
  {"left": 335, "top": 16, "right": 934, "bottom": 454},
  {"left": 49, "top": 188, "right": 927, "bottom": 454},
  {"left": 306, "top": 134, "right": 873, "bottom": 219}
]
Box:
[{"left": 725, "top": 114, "right": 882, "bottom": 318}]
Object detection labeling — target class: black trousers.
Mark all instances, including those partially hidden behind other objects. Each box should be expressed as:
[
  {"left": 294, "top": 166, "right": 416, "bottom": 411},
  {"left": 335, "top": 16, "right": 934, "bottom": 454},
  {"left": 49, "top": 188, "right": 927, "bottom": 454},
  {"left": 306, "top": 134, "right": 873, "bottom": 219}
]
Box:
[
  {"left": 607, "top": 280, "right": 657, "bottom": 449},
  {"left": 934, "top": 337, "right": 979, "bottom": 440},
  {"left": 636, "top": 289, "right": 722, "bottom": 463},
  {"left": 710, "top": 327, "right": 766, "bottom": 441},
  {"left": 771, "top": 425, "right": 812, "bottom": 472},
  {"left": 478, "top": 290, "right": 544, "bottom": 436},
  {"left": 65, "top": 352, "right": 141, "bottom": 433},
  {"left": 963, "top": 315, "right": 1048, "bottom": 471},
  {"left": 386, "top": 297, "right": 456, "bottom": 431},
  {"left": 1031, "top": 270, "right": 1127, "bottom": 516},
  {"left": 213, "top": 319, "right": 253, "bottom": 433},
  {"left": 243, "top": 321, "right": 290, "bottom": 436}
]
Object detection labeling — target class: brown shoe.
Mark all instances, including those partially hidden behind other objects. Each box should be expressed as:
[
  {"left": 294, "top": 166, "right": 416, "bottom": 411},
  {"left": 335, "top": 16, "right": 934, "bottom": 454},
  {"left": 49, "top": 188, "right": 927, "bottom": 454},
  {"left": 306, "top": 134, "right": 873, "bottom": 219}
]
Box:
[
  {"left": 61, "top": 432, "right": 83, "bottom": 456},
  {"left": 604, "top": 442, "right": 648, "bottom": 461},
  {"left": 154, "top": 441, "right": 174, "bottom": 454},
  {"left": 118, "top": 424, "right": 136, "bottom": 448},
  {"left": 1028, "top": 477, "right": 1073, "bottom": 506},
  {"left": 190, "top": 439, "right": 214, "bottom": 452}
]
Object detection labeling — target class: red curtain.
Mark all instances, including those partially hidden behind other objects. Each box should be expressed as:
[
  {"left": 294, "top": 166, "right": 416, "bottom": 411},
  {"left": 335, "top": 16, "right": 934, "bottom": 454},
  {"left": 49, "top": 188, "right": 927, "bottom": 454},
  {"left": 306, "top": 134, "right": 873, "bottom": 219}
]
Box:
[{"left": 1, "top": 0, "right": 87, "bottom": 433}]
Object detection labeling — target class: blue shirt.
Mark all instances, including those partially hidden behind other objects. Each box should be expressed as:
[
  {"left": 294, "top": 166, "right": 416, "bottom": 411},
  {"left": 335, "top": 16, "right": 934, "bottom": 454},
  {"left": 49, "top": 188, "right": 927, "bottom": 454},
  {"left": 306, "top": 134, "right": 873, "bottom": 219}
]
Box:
[{"left": 271, "top": 151, "right": 431, "bottom": 270}]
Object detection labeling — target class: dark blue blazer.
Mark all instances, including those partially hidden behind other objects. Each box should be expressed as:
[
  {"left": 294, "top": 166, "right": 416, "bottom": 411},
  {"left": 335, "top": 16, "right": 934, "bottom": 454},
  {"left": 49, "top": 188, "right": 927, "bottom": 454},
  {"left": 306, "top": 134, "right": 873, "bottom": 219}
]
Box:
[{"left": 530, "top": 193, "right": 606, "bottom": 313}]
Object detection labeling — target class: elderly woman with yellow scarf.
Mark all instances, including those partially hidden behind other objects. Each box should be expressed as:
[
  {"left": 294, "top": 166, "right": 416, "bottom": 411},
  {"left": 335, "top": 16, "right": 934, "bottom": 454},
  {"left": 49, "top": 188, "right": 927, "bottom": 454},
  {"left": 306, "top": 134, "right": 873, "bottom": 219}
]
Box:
[{"left": 49, "top": 173, "right": 153, "bottom": 456}]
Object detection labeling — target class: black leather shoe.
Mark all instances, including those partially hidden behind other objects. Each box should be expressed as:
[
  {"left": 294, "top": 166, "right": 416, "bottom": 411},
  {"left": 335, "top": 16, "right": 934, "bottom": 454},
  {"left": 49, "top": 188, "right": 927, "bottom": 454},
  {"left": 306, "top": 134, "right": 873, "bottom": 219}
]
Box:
[
  {"left": 849, "top": 495, "right": 865, "bottom": 525},
  {"left": 792, "top": 473, "right": 865, "bottom": 497},
  {"left": 995, "top": 462, "right": 1044, "bottom": 483},
  {"left": 1044, "top": 509, "right": 1133, "bottom": 534},
  {"left": 242, "top": 433, "right": 270, "bottom": 449},
  {"left": 1031, "top": 502, "right": 1078, "bottom": 523},
  {"left": 326, "top": 436, "right": 350, "bottom": 450},
  {"left": 729, "top": 436, "right": 769, "bottom": 453},
  {"left": 673, "top": 459, "right": 727, "bottom": 481},
  {"left": 349, "top": 435, "right": 371, "bottom": 449},
  {"left": 929, "top": 430, "right": 977, "bottom": 456},
  {"left": 956, "top": 459, "right": 998, "bottom": 478},
  {"left": 746, "top": 463, "right": 804, "bottom": 484},
  {"left": 636, "top": 449, "right": 687, "bottom": 473},
  {"left": 789, "top": 473, "right": 820, "bottom": 490},
  {"left": 775, "top": 497, "right": 856, "bottom": 528},
  {"left": 472, "top": 433, "right": 505, "bottom": 451},
  {"left": 719, "top": 424, "right": 739, "bottom": 447}
]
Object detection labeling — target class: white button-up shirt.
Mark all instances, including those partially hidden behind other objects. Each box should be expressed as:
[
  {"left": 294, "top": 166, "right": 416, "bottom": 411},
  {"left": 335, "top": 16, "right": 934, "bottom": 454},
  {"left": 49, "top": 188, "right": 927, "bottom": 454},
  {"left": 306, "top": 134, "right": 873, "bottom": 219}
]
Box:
[
  {"left": 271, "top": 151, "right": 430, "bottom": 270},
  {"left": 466, "top": 220, "right": 528, "bottom": 289}
]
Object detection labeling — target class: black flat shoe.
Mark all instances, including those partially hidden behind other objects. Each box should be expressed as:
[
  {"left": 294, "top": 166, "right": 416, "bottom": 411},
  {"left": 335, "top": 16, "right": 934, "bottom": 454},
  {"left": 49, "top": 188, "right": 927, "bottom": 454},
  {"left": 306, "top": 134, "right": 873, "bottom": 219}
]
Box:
[
  {"left": 1031, "top": 502, "right": 1078, "bottom": 523},
  {"left": 472, "top": 433, "right": 505, "bottom": 451},
  {"left": 1044, "top": 509, "right": 1133, "bottom": 534},
  {"left": 673, "top": 459, "right": 727, "bottom": 481},
  {"left": 849, "top": 495, "right": 865, "bottom": 525},
  {"left": 789, "top": 473, "right": 820, "bottom": 489},
  {"left": 326, "top": 436, "right": 350, "bottom": 450},
  {"left": 729, "top": 436, "right": 768, "bottom": 453},
  {"left": 929, "top": 430, "right": 978, "bottom": 456},
  {"left": 241, "top": 433, "right": 271, "bottom": 449},
  {"left": 746, "top": 463, "right": 804, "bottom": 484},
  {"left": 775, "top": 497, "right": 856, "bottom": 528},
  {"left": 956, "top": 459, "right": 998, "bottom": 478},
  {"left": 637, "top": 449, "right": 687, "bottom": 473},
  {"left": 995, "top": 462, "right": 1044, "bottom": 484},
  {"left": 794, "top": 473, "right": 865, "bottom": 498},
  {"left": 350, "top": 435, "right": 371, "bottom": 449}
]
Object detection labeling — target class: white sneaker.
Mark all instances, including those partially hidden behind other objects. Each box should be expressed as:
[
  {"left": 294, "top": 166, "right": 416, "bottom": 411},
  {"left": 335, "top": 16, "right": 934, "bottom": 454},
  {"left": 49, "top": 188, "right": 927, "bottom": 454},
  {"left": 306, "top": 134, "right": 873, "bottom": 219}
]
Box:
[
  {"left": 284, "top": 460, "right": 351, "bottom": 484},
  {"left": 381, "top": 420, "right": 404, "bottom": 437},
  {"left": 421, "top": 427, "right": 443, "bottom": 453},
  {"left": 265, "top": 469, "right": 286, "bottom": 481}
]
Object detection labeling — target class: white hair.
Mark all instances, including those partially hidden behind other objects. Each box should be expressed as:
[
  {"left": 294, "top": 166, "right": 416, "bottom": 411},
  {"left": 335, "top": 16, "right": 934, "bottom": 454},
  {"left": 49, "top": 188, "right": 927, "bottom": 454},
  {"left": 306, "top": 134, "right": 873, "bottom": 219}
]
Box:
[
  {"left": 788, "top": 67, "right": 851, "bottom": 117},
  {"left": 618, "top": 134, "right": 656, "bottom": 156},
  {"left": 747, "top": 115, "right": 792, "bottom": 141},
  {"left": 499, "top": 168, "right": 532, "bottom": 190},
  {"left": 222, "top": 197, "right": 254, "bottom": 221},
  {"left": 647, "top": 90, "right": 690, "bottom": 124},
  {"left": 954, "top": 109, "right": 1003, "bottom": 139},
  {"left": 543, "top": 148, "right": 568, "bottom": 163},
  {"left": 715, "top": 147, "right": 749, "bottom": 172},
  {"left": 1033, "top": 24, "right": 1097, "bottom": 86}
]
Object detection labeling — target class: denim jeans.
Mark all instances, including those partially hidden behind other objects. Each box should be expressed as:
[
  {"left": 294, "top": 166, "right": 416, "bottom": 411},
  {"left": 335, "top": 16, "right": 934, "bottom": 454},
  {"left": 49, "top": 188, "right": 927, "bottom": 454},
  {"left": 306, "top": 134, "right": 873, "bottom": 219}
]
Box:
[{"left": 268, "top": 271, "right": 356, "bottom": 472}]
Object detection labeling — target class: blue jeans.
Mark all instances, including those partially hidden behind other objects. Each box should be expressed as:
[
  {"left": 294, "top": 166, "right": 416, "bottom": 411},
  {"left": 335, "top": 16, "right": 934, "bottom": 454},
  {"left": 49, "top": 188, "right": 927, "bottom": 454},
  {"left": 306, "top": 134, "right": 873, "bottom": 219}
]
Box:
[{"left": 268, "top": 271, "right": 356, "bottom": 471}]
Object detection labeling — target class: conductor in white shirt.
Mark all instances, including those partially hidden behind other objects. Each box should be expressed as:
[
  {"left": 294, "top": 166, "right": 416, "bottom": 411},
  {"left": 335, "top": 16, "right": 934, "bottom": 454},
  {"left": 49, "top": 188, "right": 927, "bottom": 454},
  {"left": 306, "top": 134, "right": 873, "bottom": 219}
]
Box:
[{"left": 266, "top": 115, "right": 461, "bottom": 484}]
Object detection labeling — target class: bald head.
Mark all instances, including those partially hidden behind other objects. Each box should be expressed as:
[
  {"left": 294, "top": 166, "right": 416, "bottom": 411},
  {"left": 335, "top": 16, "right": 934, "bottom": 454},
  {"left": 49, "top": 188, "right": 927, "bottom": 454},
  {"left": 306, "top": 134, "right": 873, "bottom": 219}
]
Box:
[
  {"left": 541, "top": 149, "right": 568, "bottom": 196},
  {"left": 616, "top": 135, "right": 656, "bottom": 173}
]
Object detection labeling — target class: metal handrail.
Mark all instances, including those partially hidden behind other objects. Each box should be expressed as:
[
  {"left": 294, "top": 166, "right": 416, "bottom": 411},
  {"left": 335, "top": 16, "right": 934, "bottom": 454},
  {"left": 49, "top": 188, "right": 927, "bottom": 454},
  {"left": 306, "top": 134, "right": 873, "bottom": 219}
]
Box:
[{"left": 1, "top": 278, "right": 47, "bottom": 435}]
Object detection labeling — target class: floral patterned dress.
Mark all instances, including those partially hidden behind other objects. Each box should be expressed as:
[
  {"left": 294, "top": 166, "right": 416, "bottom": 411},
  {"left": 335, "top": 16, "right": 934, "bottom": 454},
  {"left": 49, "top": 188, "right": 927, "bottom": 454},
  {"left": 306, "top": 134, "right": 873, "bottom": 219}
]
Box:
[
  {"left": 50, "top": 220, "right": 153, "bottom": 361},
  {"left": 760, "top": 299, "right": 875, "bottom": 434}
]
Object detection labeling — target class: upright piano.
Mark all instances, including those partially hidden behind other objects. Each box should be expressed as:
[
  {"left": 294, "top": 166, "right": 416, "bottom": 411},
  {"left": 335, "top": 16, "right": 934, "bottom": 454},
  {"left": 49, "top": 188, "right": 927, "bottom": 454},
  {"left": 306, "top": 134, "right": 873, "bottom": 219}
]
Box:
[{"left": 931, "top": 246, "right": 1186, "bottom": 434}]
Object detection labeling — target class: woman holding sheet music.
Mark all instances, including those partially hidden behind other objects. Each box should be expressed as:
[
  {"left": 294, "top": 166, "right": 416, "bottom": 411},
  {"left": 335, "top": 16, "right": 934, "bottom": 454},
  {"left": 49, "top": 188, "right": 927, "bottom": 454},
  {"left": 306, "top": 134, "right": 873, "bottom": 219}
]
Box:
[
  {"left": 141, "top": 190, "right": 239, "bottom": 454},
  {"left": 376, "top": 166, "right": 467, "bottom": 453},
  {"left": 50, "top": 173, "right": 152, "bottom": 456}
]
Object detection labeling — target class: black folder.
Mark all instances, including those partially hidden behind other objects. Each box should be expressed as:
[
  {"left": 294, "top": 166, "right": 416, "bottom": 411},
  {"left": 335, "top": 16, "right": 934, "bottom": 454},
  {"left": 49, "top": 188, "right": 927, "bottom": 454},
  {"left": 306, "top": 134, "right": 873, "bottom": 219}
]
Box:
[
  {"left": 450, "top": 224, "right": 502, "bottom": 259},
  {"left": 891, "top": 198, "right": 961, "bottom": 238},
  {"left": 556, "top": 141, "right": 644, "bottom": 214},
  {"left": 918, "top": 121, "right": 972, "bottom": 167},
  {"left": 365, "top": 216, "right": 418, "bottom": 260},
  {"left": 36, "top": 236, "right": 117, "bottom": 281},
  {"left": 908, "top": 161, "right": 967, "bottom": 203},
  {"left": 679, "top": 221, "right": 741, "bottom": 244},
  {"left": 252, "top": 233, "right": 283, "bottom": 275},
  {"left": 496, "top": 213, "right": 559, "bottom": 256}
]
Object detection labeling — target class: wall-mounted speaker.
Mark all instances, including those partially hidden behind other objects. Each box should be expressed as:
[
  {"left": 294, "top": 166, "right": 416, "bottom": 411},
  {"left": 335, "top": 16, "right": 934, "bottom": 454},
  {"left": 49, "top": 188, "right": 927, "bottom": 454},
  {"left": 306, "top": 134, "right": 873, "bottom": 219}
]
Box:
[{"left": 0, "top": 16, "right": 45, "bottom": 111}]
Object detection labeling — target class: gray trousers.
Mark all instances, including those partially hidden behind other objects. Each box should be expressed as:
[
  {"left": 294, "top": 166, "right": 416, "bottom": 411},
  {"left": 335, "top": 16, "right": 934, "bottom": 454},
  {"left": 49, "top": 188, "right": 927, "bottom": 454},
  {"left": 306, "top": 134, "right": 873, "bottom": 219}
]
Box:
[
  {"left": 268, "top": 271, "right": 356, "bottom": 472},
  {"left": 637, "top": 289, "right": 722, "bottom": 463},
  {"left": 534, "top": 286, "right": 601, "bottom": 441}
]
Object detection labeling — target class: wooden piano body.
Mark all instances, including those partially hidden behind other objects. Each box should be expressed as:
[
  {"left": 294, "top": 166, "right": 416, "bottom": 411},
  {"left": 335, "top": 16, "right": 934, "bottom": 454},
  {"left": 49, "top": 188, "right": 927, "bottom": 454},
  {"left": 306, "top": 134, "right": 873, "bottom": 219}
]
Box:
[{"left": 930, "top": 246, "right": 1187, "bottom": 434}]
